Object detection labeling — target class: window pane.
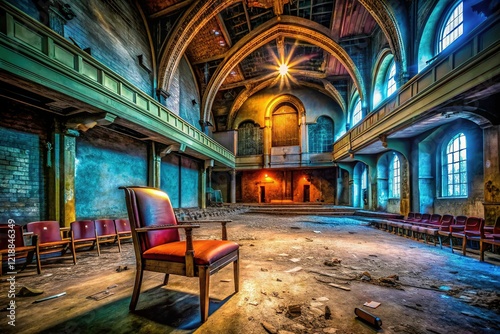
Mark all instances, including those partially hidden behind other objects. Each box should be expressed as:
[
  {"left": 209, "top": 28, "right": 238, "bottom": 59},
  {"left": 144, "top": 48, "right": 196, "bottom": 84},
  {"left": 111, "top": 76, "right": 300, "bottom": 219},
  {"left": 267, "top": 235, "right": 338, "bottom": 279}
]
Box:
[
  {"left": 440, "top": 2, "right": 463, "bottom": 52},
  {"left": 352, "top": 100, "right": 362, "bottom": 126},
  {"left": 442, "top": 133, "right": 467, "bottom": 197}
]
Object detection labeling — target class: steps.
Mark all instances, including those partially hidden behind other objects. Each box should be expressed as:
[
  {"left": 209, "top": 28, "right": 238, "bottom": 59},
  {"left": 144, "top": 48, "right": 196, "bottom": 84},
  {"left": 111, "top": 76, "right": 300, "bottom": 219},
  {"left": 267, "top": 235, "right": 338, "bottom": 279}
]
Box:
[{"left": 245, "top": 204, "right": 357, "bottom": 215}]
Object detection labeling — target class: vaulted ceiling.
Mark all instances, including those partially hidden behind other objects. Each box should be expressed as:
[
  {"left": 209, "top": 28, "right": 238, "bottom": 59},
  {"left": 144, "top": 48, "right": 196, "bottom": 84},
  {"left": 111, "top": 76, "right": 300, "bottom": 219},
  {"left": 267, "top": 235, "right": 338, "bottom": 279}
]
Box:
[{"left": 139, "top": 0, "right": 389, "bottom": 130}]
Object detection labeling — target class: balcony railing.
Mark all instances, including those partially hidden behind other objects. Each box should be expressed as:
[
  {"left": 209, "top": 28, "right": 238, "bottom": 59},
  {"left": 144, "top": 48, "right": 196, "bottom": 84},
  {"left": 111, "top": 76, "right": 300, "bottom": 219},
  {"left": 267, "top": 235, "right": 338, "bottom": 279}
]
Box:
[
  {"left": 334, "top": 14, "right": 500, "bottom": 161},
  {"left": 0, "top": 2, "right": 235, "bottom": 167}
]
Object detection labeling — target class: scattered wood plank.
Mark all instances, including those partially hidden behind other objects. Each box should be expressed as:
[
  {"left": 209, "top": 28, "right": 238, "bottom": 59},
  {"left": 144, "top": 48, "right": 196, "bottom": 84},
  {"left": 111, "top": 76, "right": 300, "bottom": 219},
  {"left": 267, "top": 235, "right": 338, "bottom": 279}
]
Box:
[{"left": 328, "top": 283, "right": 351, "bottom": 291}]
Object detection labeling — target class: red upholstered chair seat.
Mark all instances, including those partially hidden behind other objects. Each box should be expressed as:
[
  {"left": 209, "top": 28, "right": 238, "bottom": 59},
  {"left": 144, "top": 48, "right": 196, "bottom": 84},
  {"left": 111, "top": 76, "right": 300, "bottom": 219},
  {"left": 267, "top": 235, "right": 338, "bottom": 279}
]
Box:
[
  {"left": 122, "top": 186, "right": 240, "bottom": 323},
  {"left": 143, "top": 240, "right": 239, "bottom": 265}
]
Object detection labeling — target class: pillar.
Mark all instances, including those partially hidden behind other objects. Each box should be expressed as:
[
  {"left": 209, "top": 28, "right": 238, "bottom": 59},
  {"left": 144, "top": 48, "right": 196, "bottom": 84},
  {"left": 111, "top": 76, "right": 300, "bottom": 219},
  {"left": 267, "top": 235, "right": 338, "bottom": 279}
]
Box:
[
  {"left": 148, "top": 142, "right": 161, "bottom": 188},
  {"left": 230, "top": 169, "right": 236, "bottom": 203},
  {"left": 263, "top": 116, "right": 271, "bottom": 168}
]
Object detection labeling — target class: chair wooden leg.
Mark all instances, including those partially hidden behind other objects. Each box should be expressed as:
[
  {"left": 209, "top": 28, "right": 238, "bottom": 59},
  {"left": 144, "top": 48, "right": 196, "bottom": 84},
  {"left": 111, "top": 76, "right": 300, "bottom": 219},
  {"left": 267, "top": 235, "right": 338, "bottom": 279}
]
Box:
[
  {"left": 163, "top": 273, "right": 169, "bottom": 285},
  {"left": 96, "top": 237, "right": 101, "bottom": 256},
  {"left": 70, "top": 244, "right": 77, "bottom": 265},
  {"left": 462, "top": 236, "right": 467, "bottom": 256},
  {"left": 199, "top": 266, "right": 210, "bottom": 323},
  {"left": 117, "top": 236, "right": 122, "bottom": 253},
  {"left": 480, "top": 240, "right": 485, "bottom": 262},
  {"left": 130, "top": 266, "right": 144, "bottom": 311},
  {"left": 233, "top": 259, "right": 239, "bottom": 293},
  {"left": 450, "top": 237, "right": 454, "bottom": 253}
]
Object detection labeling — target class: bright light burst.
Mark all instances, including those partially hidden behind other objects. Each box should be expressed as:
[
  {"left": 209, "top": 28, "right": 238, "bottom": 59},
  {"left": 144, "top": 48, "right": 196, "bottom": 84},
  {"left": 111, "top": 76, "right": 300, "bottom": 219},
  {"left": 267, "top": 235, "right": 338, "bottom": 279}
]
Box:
[
  {"left": 262, "top": 40, "right": 316, "bottom": 90},
  {"left": 279, "top": 63, "right": 288, "bottom": 76}
]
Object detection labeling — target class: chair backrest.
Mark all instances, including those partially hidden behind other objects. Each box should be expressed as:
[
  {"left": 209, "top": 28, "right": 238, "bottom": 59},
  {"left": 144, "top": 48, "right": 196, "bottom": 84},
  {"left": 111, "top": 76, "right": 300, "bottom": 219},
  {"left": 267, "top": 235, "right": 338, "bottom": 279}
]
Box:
[
  {"left": 430, "top": 214, "right": 442, "bottom": 225},
  {"left": 114, "top": 219, "right": 131, "bottom": 234},
  {"left": 406, "top": 212, "right": 415, "bottom": 220},
  {"left": 94, "top": 219, "right": 116, "bottom": 236},
  {"left": 455, "top": 215, "right": 468, "bottom": 225},
  {"left": 420, "top": 213, "right": 431, "bottom": 223},
  {"left": 413, "top": 213, "right": 422, "bottom": 221},
  {"left": 122, "top": 187, "right": 180, "bottom": 252},
  {"left": 70, "top": 220, "right": 95, "bottom": 240},
  {"left": 494, "top": 216, "right": 500, "bottom": 234},
  {"left": 26, "top": 221, "right": 62, "bottom": 243},
  {"left": 439, "top": 214, "right": 454, "bottom": 230},
  {"left": 0, "top": 224, "right": 25, "bottom": 248},
  {"left": 464, "top": 217, "right": 483, "bottom": 232}
]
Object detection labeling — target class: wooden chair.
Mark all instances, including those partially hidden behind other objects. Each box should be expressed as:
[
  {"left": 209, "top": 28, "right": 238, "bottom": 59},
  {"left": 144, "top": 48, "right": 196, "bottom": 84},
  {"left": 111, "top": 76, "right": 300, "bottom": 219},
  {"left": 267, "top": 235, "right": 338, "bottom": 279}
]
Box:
[
  {"left": 0, "top": 223, "right": 41, "bottom": 275},
  {"left": 70, "top": 220, "right": 97, "bottom": 259},
  {"left": 451, "top": 217, "right": 484, "bottom": 256},
  {"left": 437, "top": 214, "right": 456, "bottom": 250},
  {"left": 94, "top": 219, "right": 119, "bottom": 255},
  {"left": 114, "top": 218, "right": 132, "bottom": 252},
  {"left": 480, "top": 216, "right": 500, "bottom": 261},
  {"left": 25, "top": 221, "right": 76, "bottom": 266},
  {"left": 122, "top": 186, "right": 239, "bottom": 323}
]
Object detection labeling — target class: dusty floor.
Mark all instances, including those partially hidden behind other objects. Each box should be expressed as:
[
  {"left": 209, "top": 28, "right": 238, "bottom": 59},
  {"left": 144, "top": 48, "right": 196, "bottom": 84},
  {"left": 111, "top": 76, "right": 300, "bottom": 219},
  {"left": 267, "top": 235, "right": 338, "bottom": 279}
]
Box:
[{"left": 1, "top": 212, "right": 500, "bottom": 334}]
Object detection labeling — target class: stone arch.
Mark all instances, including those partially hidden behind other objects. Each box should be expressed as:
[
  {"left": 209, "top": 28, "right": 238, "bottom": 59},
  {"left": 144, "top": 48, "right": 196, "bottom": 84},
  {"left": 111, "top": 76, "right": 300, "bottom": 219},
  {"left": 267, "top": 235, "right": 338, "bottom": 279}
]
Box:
[{"left": 202, "top": 16, "right": 366, "bottom": 123}]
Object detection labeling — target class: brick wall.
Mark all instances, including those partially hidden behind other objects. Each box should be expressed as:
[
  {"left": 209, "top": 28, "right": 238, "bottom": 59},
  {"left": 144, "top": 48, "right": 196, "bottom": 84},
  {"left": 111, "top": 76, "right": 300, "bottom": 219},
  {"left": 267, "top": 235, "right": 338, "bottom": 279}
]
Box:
[
  {"left": 0, "top": 101, "right": 51, "bottom": 224},
  {"left": 166, "top": 57, "right": 202, "bottom": 130},
  {"left": 8, "top": 0, "right": 154, "bottom": 96}
]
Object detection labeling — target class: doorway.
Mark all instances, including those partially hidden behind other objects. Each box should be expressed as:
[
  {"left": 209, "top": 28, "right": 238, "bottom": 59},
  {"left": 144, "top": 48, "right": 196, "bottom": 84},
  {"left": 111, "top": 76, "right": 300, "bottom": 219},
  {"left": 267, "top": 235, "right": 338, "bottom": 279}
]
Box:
[
  {"left": 303, "top": 185, "right": 310, "bottom": 202},
  {"left": 260, "top": 186, "right": 266, "bottom": 203}
]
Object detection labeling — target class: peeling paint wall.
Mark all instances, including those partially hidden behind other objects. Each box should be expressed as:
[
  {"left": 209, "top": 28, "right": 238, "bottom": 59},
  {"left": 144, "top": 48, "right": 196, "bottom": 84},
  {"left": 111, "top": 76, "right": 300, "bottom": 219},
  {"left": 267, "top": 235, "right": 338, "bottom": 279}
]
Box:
[{"left": 75, "top": 127, "right": 147, "bottom": 219}]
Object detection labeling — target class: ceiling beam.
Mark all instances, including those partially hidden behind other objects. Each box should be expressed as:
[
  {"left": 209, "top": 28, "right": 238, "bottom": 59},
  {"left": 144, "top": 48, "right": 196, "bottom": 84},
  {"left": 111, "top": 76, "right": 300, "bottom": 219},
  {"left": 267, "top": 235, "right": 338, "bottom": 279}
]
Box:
[{"left": 149, "top": 0, "right": 194, "bottom": 19}]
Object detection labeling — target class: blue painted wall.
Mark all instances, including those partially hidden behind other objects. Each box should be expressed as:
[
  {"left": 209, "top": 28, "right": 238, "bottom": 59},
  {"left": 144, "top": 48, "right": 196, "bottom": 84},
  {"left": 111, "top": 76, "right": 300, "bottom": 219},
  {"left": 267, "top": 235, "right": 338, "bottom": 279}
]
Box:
[{"left": 75, "top": 127, "right": 147, "bottom": 219}]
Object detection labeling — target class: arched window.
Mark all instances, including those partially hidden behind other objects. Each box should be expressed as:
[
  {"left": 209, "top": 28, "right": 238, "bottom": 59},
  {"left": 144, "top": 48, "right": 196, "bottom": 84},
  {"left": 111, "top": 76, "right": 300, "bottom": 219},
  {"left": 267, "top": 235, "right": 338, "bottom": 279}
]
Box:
[
  {"left": 439, "top": 1, "right": 463, "bottom": 52},
  {"left": 352, "top": 99, "right": 362, "bottom": 126},
  {"left": 238, "top": 121, "right": 263, "bottom": 156},
  {"left": 308, "top": 116, "right": 334, "bottom": 153},
  {"left": 442, "top": 133, "right": 467, "bottom": 197},
  {"left": 386, "top": 61, "right": 397, "bottom": 96},
  {"left": 272, "top": 104, "right": 299, "bottom": 146},
  {"left": 389, "top": 154, "right": 400, "bottom": 198}
]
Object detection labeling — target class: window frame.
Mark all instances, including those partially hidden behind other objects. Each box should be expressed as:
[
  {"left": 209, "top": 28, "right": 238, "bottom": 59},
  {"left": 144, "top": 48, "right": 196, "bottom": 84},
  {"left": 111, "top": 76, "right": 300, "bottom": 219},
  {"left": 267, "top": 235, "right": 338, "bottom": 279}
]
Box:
[
  {"left": 352, "top": 99, "right": 362, "bottom": 126},
  {"left": 441, "top": 132, "right": 468, "bottom": 197},
  {"left": 386, "top": 61, "right": 397, "bottom": 97},
  {"left": 438, "top": 1, "right": 464, "bottom": 53},
  {"left": 389, "top": 154, "right": 401, "bottom": 199}
]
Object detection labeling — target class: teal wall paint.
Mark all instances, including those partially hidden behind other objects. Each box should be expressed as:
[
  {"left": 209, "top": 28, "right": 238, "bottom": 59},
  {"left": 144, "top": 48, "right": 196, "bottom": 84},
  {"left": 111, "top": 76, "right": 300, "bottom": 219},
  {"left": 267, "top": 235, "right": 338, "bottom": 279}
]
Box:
[{"left": 75, "top": 127, "right": 147, "bottom": 219}]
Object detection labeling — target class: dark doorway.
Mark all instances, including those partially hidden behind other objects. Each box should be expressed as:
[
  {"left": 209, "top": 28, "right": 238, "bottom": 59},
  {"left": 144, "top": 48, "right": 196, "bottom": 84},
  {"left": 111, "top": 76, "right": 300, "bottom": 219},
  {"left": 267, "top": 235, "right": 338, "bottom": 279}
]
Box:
[
  {"left": 303, "top": 185, "right": 310, "bottom": 202},
  {"left": 260, "top": 186, "right": 266, "bottom": 203}
]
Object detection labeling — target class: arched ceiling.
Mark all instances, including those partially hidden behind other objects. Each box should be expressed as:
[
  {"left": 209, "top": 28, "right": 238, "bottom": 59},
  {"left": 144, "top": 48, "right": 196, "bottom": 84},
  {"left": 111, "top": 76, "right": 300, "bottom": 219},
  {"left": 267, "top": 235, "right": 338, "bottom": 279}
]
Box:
[{"left": 140, "top": 0, "right": 400, "bottom": 131}]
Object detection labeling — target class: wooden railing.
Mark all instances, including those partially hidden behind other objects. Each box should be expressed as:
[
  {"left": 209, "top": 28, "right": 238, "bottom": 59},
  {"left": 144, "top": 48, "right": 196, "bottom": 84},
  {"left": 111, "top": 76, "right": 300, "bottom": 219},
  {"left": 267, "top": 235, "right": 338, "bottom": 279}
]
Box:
[
  {"left": 334, "top": 14, "right": 500, "bottom": 161},
  {"left": 0, "top": 2, "right": 235, "bottom": 167}
]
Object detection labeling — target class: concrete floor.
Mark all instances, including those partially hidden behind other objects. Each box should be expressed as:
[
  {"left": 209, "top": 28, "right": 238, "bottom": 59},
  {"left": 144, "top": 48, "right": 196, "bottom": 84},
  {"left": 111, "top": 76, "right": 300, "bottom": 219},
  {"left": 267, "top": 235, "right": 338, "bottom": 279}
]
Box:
[{"left": 1, "top": 212, "right": 500, "bottom": 334}]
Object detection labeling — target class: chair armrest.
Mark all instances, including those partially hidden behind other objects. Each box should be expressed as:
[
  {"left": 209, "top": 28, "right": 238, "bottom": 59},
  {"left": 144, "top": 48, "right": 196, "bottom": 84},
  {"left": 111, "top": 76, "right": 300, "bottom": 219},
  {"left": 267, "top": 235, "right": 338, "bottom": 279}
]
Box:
[
  {"left": 136, "top": 224, "right": 200, "bottom": 233},
  {"left": 178, "top": 220, "right": 233, "bottom": 224},
  {"left": 178, "top": 220, "right": 232, "bottom": 240}
]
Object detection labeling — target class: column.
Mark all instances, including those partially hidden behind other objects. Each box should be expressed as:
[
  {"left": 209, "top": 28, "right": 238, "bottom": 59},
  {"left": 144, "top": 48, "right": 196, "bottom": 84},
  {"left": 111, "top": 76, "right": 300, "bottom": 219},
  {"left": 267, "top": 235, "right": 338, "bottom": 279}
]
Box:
[
  {"left": 230, "top": 169, "right": 236, "bottom": 204},
  {"left": 60, "top": 129, "right": 78, "bottom": 227},
  {"left": 263, "top": 116, "right": 271, "bottom": 168}
]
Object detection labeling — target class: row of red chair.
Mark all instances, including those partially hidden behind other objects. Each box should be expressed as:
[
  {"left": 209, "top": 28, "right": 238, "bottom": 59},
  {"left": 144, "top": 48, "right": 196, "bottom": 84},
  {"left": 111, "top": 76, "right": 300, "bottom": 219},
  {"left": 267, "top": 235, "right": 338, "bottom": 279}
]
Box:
[
  {"left": 0, "top": 218, "right": 131, "bottom": 275},
  {"left": 370, "top": 213, "right": 498, "bottom": 258},
  {"left": 70, "top": 218, "right": 132, "bottom": 256}
]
